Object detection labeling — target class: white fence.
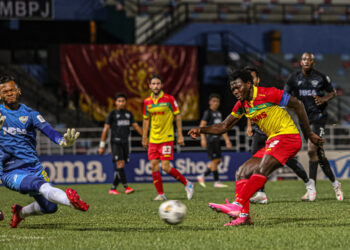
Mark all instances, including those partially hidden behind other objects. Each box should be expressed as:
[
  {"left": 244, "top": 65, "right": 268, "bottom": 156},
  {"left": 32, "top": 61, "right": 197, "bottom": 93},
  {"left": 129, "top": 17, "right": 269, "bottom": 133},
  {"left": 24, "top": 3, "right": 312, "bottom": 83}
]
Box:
[{"left": 36, "top": 125, "right": 350, "bottom": 155}]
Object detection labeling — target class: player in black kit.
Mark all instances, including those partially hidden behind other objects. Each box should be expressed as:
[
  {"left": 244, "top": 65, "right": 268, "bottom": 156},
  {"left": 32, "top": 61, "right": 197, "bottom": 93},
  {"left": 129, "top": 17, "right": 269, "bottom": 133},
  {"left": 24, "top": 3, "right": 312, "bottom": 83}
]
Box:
[
  {"left": 284, "top": 52, "right": 343, "bottom": 201},
  {"left": 245, "top": 67, "right": 316, "bottom": 204},
  {"left": 197, "top": 93, "right": 232, "bottom": 188},
  {"left": 98, "top": 93, "right": 142, "bottom": 195}
]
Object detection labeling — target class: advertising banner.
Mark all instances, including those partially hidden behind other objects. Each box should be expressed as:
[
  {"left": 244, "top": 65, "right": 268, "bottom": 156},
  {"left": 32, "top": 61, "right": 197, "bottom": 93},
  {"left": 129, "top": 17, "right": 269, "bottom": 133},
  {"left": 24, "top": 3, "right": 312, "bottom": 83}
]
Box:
[
  {"left": 60, "top": 44, "right": 199, "bottom": 122},
  {"left": 298, "top": 150, "right": 350, "bottom": 179},
  {"left": 37, "top": 152, "right": 251, "bottom": 185}
]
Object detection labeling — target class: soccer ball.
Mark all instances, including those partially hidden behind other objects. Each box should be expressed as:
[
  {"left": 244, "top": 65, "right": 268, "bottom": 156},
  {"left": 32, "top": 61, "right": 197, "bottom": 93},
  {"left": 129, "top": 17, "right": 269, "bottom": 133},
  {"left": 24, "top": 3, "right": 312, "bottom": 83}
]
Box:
[{"left": 159, "top": 200, "right": 186, "bottom": 225}]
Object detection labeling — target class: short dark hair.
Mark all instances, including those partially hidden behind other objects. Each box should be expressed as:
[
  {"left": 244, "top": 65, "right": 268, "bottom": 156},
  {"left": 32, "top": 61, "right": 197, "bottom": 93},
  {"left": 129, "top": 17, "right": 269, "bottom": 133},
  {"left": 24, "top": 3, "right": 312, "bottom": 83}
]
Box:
[
  {"left": 243, "top": 66, "right": 260, "bottom": 79},
  {"left": 209, "top": 93, "right": 220, "bottom": 100},
  {"left": 228, "top": 69, "right": 253, "bottom": 84},
  {"left": 115, "top": 93, "right": 127, "bottom": 100},
  {"left": 149, "top": 74, "right": 162, "bottom": 83},
  {"left": 0, "top": 74, "right": 15, "bottom": 85}
]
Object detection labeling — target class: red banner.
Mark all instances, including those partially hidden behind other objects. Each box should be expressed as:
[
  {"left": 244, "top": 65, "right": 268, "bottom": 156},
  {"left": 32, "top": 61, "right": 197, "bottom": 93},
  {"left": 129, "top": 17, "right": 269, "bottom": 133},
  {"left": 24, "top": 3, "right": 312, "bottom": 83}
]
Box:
[{"left": 60, "top": 44, "right": 199, "bottom": 122}]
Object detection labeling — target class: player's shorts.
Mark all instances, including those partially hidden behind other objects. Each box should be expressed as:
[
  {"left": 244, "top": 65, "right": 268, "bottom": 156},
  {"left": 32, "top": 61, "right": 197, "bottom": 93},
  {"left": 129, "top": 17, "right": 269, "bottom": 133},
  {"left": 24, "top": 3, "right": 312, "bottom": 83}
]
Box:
[
  {"left": 111, "top": 143, "right": 129, "bottom": 163},
  {"left": 1, "top": 162, "right": 49, "bottom": 194},
  {"left": 148, "top": 141, "right": 174, "bottom": 161},
  {"left": 207, "top": 139, "right": 222, "bottom": 160},
  {"left": 253, "top": 134, "right": 302, "bottom": 166},
  {"left": 251, "top": 132, "right": 267, "bottom": 155},
  {"left": 301, "top": 119, "right": 326, "bottom": 140}
]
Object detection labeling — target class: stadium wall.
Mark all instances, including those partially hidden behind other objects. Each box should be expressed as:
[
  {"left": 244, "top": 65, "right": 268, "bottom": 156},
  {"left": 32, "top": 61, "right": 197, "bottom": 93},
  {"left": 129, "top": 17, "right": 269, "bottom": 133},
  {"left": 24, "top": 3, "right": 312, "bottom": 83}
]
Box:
[{"left": 165, "top": 23, "right": 350, "bottom": 53}]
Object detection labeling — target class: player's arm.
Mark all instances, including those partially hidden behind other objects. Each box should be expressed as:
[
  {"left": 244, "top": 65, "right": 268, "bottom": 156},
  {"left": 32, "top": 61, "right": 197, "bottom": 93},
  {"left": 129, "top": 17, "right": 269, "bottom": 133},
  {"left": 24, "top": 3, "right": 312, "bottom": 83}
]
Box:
[
  {"left": 312, "top": 90, "right": 336, "bottom": 106},
  {"left": 221, "top": 132, "right": 232, "bottom": 149},
  {"left": 188, "top": 114, "right": 239, "bottom": 140},
  {"left": 246, "top": 119, "right": 253, "bottom": 137},
  {"left": 142, "top": 118, "right": 150, "bottom": 149},
  {"left": 98, "top": 124, "right": 110, "bottom": 155},
  {"left": 199, "top": 120, "right": 207, "bottom": 148},
  {"left": 286, "top": 95, "right": 324, "bottom": 146},
  {"left": 175, "top": 114, "right": 185, "bottom": 146},
  {"left": 132, "top": 122, "right": 143, "bottom": 136},
  {"left": 33, "top": 112, "right": 79, "bottom": 147}
]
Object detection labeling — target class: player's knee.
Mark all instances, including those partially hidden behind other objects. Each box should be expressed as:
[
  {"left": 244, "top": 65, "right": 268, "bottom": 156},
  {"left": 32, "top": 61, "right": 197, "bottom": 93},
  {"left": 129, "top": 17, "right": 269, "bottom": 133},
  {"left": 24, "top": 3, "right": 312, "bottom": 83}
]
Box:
[
  {"left": 307, "top": 149, "right": 317, "bottom": 160},
  {"left": 42, "top": 203, "right": 58, "bottom": 214},
  {"left": 20, "top": 176, "right": 46, "bottom": 194}
]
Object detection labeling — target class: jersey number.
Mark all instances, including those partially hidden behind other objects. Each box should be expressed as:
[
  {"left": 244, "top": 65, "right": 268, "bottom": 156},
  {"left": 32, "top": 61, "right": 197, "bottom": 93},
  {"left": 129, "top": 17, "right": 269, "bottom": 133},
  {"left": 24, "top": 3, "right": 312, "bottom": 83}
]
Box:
[{"left": 162, "top": 146, "right": 172, "bottom": 155}]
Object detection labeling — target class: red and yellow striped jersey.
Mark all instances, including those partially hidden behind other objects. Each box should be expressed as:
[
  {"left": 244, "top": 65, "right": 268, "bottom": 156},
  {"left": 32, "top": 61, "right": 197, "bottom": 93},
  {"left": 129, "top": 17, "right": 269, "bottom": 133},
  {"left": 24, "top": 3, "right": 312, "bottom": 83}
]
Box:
[
  {"left": 231, "top": 86, "right": 299, "bottom": 140},
  {"left": 143, "top": 91, "right": 180, "bottom": 143}
]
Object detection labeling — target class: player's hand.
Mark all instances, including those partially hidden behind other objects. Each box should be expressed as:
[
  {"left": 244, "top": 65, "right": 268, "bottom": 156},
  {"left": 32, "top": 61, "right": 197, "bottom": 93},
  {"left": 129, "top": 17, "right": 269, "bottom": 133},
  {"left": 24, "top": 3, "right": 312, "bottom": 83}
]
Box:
[
  {"left": 246, "top": 126, "right": 253, "bottom": 137},
  {"left": 309, "top": 132, "right": 325, "bottom": 146},
  {"left": 226, "top": 140, "right": 232, "bottom": 149},
  {"left": 59, "top": 128, "right": 80, "bottom": 147},
  {"left": 142, "top": 137, "right": 148, "bottom": 149},
  {"left": 188, "top": 128, "right": 201, "bottom": 140},
  {"left": 312, "top": 95, "right": 325, "bottom": 106},
  {"left": 0, "top": 113, "right": 5, "bottom": 130},
  {"left": 177, "top": 134, "right": 185, "bottom": 146},
  {"left": 98, "top": 147, "right": 105, "bottom": 155},
  {"left": 200, "top": 139, "right": 207, "bottom": 148}
]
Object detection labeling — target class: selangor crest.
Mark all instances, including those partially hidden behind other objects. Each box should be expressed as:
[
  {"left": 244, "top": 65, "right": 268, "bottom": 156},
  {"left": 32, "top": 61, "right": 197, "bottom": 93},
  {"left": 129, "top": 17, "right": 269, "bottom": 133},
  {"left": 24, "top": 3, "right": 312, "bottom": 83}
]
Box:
[{"left": 19, "top": 116, "right": 28, "bottom": 124}]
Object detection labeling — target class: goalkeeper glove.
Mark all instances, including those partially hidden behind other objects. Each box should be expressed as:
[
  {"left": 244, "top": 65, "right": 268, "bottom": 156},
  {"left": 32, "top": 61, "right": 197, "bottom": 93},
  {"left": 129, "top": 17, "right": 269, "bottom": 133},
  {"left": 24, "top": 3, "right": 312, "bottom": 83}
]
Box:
[{"left": 59, "top": 128, "right": 80, "bottom": 147}]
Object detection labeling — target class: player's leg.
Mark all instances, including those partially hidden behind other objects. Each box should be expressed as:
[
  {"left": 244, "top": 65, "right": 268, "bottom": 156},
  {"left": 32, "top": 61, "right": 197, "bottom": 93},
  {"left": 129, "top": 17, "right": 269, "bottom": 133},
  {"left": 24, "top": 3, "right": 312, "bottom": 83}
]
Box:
[
  {"left": 250, "top": 133, "right": 269, "bottom": 204},
  {"left": 286, "top": 157, "right": 316, "bottom": 201},
  {"left": 161, "top": 160, "right": 194, "bottom": 200},
  {"left": 149, "top": 142, "right": 166, "bottom": 200},
  {"left": 119, "top": 143, "right": 134, "bottom": 194},
  {"left": 197, "top": 143, "right": 216, "bottom": 188},
  {"left": 225, "top": 134, "right": 302, "bottom": 226},
  {"left": 109, "top": 143, "right": 121, "bottom": 194},
  {"left": 210, "top": 140, "right": 227, "bottom": 188}
]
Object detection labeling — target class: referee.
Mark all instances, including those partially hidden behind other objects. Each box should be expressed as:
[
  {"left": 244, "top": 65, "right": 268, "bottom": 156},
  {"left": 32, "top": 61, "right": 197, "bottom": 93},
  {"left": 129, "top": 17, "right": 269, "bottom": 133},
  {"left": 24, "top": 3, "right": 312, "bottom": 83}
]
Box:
[{"left": 98, "top": 93, "right": 142, "bottom": 195}]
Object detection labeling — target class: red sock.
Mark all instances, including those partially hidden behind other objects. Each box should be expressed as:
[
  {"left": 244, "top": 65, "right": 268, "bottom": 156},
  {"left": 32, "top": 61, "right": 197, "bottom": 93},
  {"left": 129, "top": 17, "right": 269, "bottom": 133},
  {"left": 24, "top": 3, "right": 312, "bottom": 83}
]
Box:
[
  {"left": 152, "top": 171, "right": 164, "bottom": 194},
  {"left": 235, "top": 179, "right": 250, "bottom": 214},
  {"left": 235, "top": 179, "right": 248, "bottom": 198},
  {"left": 169, "top": 168, "right": 188, "bottom": 185},
  {"left": 236, "top": 174, "right": 267, "bottom": 205}
]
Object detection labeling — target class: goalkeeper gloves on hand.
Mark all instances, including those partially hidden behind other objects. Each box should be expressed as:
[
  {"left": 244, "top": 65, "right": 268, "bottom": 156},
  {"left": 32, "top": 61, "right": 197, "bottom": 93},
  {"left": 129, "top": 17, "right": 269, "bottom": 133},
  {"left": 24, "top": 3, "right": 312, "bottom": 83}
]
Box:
[{"left": 60, "top": 128, "right": 80, "bottom": 147}]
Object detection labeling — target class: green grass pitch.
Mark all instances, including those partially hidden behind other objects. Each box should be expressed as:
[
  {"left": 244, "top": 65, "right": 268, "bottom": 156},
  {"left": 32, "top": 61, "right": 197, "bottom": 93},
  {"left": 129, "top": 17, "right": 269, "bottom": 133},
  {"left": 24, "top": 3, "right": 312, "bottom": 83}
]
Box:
[{"left": 1, "top": 180, "right": 350, "bottom": 249}]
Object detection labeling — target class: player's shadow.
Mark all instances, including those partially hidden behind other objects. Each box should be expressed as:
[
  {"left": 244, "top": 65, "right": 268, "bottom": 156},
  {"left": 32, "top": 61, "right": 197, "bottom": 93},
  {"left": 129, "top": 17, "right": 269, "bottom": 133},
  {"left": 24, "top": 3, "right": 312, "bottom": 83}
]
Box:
[
  {"left": 21, "top": 223, "right": 75, "bottom": 229},
  {"left": 69, "top": 225, "right": 226, "bottom": 232}
]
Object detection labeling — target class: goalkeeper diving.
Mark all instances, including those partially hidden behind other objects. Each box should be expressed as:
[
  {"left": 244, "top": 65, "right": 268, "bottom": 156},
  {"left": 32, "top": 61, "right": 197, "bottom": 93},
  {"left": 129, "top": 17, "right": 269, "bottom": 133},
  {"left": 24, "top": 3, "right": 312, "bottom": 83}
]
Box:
[{"left": 0, "top": 75, "right": 89, "bottom": 228}]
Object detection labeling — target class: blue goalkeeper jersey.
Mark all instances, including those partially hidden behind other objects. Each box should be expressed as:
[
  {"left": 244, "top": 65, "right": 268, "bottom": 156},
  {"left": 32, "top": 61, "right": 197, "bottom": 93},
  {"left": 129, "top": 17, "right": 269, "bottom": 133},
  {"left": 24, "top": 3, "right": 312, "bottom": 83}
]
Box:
[{"left": 0, "top": 104, "right": 64, "bottom": 175}]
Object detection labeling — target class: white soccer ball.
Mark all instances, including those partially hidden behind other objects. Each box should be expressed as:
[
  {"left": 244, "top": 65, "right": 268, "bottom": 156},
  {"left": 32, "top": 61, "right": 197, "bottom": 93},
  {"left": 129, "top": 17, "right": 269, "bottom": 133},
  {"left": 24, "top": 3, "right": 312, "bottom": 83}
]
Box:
[{"left": 159, "top": 200, "right": 186, "bottom": 225}]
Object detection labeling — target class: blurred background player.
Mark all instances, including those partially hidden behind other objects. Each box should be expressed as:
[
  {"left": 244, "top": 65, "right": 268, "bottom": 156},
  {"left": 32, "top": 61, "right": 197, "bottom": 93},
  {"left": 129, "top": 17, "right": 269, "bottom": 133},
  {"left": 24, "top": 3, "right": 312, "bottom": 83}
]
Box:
[
  {"left": 98, "top": 93, "right": 142, "bottom": 195},
  {"left": 284, "top": 52, "right": 343, "bottom": 201},
  {"left": 0, "top": 75, "right": 88, "bottom": 228},
  {"left": 197, "top": 93, "right": 232, "bottom": 188},
  {"left": 245, "top": 67, "right": 316, "bottom": 204},
  {"left": 188, "top": 69, "right": 323, "bottom": 226},
  {"left": 142, "top": 75, "right": 194, "bottom": 201}
]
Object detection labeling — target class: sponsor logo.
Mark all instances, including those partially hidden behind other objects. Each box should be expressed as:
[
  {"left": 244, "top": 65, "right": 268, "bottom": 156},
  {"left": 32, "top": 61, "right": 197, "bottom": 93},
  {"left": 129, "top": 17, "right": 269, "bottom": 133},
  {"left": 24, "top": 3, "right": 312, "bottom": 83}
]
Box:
[
  {"left": 125, "top": 113, "right": 130, "bottom": 118},
  {"left": 19, "top": 116, "right": 28, "bottom": 124},
  {"left": 297, "top": 80, "right": 303, "bottom": 86},
  {"left": 299, "top": 89, "right": 317, "bottom": 97},
  {"left": 329, "top": 154, "right": 350, "bottom": 179},
  {"left": 134, "top": 156, "right": 230, "bottom": 176},
  {"left": 151, "top": 111, "right": 165, "bottom": 116},
  {"left": 117, "top": 120, "right": 130, "bottom": 126},
  {"left": 37, "top": 115, "right": 45, "bottom": 123},
  {"left": 41, "top": 160, "right": 107, "bottom": 183},
  {"left": 3, "top": 127, "right": 27, "bottom": 135},
  {"left": 252, "top": 112, "right": 267, "bottom": 122}
]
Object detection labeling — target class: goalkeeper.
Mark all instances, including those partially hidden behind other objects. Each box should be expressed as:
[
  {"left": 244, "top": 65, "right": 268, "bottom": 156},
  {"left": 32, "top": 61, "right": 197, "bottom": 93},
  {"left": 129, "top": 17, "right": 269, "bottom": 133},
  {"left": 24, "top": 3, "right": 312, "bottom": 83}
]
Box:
[{"left": 0, "top": 75, "right": 89, "bottom": 228}]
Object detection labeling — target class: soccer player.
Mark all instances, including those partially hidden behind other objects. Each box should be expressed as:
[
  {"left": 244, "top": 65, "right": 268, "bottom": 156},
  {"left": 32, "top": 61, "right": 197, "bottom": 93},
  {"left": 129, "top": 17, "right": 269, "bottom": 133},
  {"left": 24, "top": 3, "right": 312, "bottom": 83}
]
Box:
[
  {"left": 196, "top": 93, "right": 232, "bottom": 188},
  {"left": 188, "top": 69, "right": 323, "bottom": 226},
  {"left": 0, "top": 75, "right": 89, "bottom": 228},
  {"left": 98, "top": 93, "right": 142, "bottom": 195},
  {"left": 245, "top": 67, "right": 316, "bottom": 204},
  {"left": 142, "top": 75, "right": 194, "bottom": 201},
  {"left": 284, "top": 52, "right": 343, "bottom": 201}
]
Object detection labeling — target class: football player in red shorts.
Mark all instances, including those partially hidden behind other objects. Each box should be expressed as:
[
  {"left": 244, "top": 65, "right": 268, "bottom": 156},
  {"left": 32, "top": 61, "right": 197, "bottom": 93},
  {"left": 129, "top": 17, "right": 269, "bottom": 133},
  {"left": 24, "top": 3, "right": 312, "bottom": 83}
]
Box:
[
  {"left": 142, "top": 75, "right": 194, "bottom": 201},
  {"left": 189, "top": 69, "right": 323, "bottom": 226}
]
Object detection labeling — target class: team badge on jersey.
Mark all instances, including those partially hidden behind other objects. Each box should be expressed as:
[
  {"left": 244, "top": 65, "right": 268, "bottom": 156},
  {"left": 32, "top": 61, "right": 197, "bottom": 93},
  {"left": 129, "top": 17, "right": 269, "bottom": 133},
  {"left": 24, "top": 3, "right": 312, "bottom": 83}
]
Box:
[
  {"left": 37, "top": 115, "right": 46, "bottom": 123},
  {"left": 19, "top": 116, "right": 28, "bottom": 124},
  {"left": 297, "top": 80, "right": 302, "bottom": 86},
  {"left": 311, "top": 80, "right": 319, "bottom": 87},
  {"left": 125, "top": 113, "right": 130, "bottom": 118}
]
